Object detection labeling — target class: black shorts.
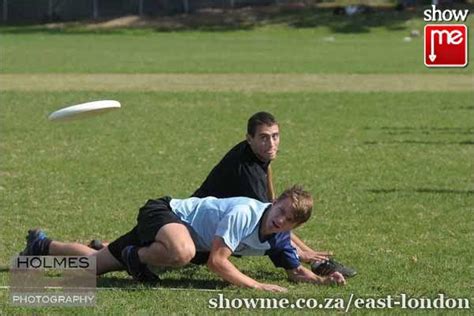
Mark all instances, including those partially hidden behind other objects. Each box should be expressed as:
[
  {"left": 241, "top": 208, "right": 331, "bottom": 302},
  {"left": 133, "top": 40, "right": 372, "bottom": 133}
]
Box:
[{"left": 108, "top": 196, "right": 182, "bottom": 264}]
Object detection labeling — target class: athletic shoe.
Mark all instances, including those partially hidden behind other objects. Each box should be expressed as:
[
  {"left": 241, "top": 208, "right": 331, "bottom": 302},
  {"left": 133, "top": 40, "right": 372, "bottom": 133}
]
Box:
[
  {"left": 121, "top": 246, "right": 159, "bottom": 284},
  {"left": 19, "top": 228, "right": 50, "bottom": 256},
  {"left": 311, "top": 258, "right": 357, "bottom": 278},
  {"left": 88, "top": 239, "right": 105, "bottom": 250}
]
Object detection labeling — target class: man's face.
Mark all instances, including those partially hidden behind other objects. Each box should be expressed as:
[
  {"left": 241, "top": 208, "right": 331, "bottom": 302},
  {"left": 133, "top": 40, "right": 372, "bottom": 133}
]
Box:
[
  {"left": 246, "top": 124, "right": 280, "bottom": 162},
  {"left": 262, "top": 197, "right": 298, "bottom": 235}
]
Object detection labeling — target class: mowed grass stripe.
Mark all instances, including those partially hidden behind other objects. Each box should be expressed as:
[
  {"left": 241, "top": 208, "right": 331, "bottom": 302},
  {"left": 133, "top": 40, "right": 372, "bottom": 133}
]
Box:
[{"left": 1, "top": 74, "right": 472, "bottom": 92}]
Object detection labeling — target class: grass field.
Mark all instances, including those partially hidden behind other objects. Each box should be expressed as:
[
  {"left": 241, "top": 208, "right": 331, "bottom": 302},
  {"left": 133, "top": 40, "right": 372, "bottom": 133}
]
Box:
[
  {"left": 1, "top": 27, "right": 473, "bottom": 74},
  {"left": 0, "top": 8, "right": 473, "bottom": 314}
]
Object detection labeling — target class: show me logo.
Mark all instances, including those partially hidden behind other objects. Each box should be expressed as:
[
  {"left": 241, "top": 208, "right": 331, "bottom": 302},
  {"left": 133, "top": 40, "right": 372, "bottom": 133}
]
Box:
[{"left": 423, "top": 5, "right": 469, "bottom": 68}]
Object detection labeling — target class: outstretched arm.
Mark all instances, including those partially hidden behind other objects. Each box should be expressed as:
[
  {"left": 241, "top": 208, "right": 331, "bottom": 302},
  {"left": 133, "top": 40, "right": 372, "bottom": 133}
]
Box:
[
  {"left": 286, "top": 265, "right": 346, "bottom": 285},
  {"left": 207, "top": 237, "right": 287, "bottom": 292},
  {"left": 291, "top": 232, "right": 332, "bottom": 263}
]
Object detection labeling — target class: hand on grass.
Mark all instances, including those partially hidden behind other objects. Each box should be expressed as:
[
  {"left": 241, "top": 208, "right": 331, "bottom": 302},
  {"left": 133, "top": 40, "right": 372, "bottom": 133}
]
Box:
[
  {"left": 323, "top": 272, "right": 346, "bottom": 285},
  {"left": 299, "top": 250, "right": 332, "bottom": 263},
  {"left": 255, "top": 283, "right": 288, "bottom": 292}
]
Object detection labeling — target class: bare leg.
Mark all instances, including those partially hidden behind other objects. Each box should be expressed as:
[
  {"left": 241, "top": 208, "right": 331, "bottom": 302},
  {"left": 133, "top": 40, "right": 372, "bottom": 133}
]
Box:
[
  {"left": 94, "top": 247, "right": 123, "bottom": 275},
  {"left": 138, "top": 223, "right": 195, "bottom": 267},
  {"left": 49, "top": 241, "right": 96, "bottom": 256},
  {"left": 48, "top": 240, "right": 122, "bottom": 275}
]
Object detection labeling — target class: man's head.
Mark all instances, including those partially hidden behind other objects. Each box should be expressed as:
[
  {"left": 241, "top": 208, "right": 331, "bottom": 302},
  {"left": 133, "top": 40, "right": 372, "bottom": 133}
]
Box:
[
  {"left": 261, "top": 185, "right": 313, "bottom": 235},
  {"left": 246, "top": 112, "right": 280, "bottom": 162}
]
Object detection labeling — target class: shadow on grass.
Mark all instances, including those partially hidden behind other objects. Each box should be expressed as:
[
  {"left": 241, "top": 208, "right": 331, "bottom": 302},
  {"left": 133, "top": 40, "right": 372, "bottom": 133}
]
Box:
[
  {"left": 0, "top": 5, "right": 424, "bottom": 35},
  {"left": 98, "top": 264, "right": 226, "bottom": 290},
  {"left": 368, "top": 188, "right": 474, "bottom": 195},
  {"left": 364, "top": 126, "right": 474, "bottom": 145},
  {"left": 364, "top": 126, "right": 474, "bottom": 136},
  {"left": 239, "top": 269, "right": 283, "bottom": 282},
  {"left": 364, "top": 140, "right": 474, "bottom": 145},
  {"left": 97, "top": 275, "right": 227, "bottom": 290},
  {"left": 0, "top": 267, "right": 226, "bottom": 290}
]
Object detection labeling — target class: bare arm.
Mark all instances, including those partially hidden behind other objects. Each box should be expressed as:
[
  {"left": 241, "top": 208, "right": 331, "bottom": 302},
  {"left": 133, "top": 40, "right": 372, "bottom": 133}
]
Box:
[
  {"left": 266, "top": 165, "right": 276, "bottom": 201},
  {"left": 290, "top": 233, "right": 332, "bottom": 263},
  {"left": 286, "top": 265, "right": 346, "bottom": 285},
  {"left": 267, "top": 166, "right": 330, "bottom": 263},
  {"left": 207, "top": 237, "right": 287, "bottom": 292},
  {"left": 290, "top": 233, "right": 313, "bottom": 252}
]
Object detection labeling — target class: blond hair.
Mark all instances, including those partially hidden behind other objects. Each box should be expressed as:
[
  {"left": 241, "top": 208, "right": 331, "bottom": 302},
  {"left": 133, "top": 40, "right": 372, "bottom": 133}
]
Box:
[{"left": 276, "top": 185, "right": 313, "bottom": 225}]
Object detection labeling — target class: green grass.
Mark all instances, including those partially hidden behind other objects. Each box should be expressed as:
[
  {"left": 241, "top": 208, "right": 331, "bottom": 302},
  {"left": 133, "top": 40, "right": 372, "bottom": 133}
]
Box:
[
  {"left": 0, "top": 91, "right": 473, "bottom": 314},
  {"left": 1, "top": 7, "right": 472, "bottom": 75},
  {"left": 0, "top": 10, "right": 473, "bottom": 313},
  {"left": 0, "top": 22, "right": 472, "bottom": 74}
]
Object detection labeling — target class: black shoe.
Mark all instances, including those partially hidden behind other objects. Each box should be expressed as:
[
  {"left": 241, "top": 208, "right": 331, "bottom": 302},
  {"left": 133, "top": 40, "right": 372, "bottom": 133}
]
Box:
[
  {"left": 88, "top": 239, "right": 105, "bottom": 250},
  {"left": 311, "top": 258, "right": 357, "bottom": 278},
  {"left": 20, "top": 229, "right": 50, "bottom": 256},
  {"left": 121, "top": 246, "right": 159, "bottom": 284}
]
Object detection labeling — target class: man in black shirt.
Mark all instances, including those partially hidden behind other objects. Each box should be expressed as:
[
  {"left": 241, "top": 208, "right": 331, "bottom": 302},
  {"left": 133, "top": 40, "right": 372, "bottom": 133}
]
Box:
[
  {"left": 192, "top": 140, "right": 270, "bottom": 201},
  {"left": 89, "top": 112, "right": 355, "bottom": 277},
  {"left": 192, "top": 112, "right": 356, "bottom": 277}
]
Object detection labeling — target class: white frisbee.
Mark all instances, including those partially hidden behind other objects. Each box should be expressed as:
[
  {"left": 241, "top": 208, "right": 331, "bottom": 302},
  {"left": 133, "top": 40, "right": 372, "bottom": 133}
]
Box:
[{"left": 48, "top": 100, "right": 121, "bottom": 122}]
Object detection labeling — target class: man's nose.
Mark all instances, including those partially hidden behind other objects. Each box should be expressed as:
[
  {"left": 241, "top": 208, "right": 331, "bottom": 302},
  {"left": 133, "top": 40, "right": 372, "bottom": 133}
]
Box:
[
  {"left": 269, "top": 137, "right": 276, "bottom": 148},
  {"left": 275, "top": 216, "right": 284, "bottom": 225}
]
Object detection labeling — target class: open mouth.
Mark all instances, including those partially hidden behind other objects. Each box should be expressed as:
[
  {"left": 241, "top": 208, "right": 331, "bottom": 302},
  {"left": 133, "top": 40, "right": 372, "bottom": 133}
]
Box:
[{"left": 272, "top": 221, "right": 280, "bottom": 230}]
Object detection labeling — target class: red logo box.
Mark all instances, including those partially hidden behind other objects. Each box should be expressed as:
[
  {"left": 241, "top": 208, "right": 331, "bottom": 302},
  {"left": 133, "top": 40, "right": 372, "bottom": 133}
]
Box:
[{"left": 424, "top": 24, "right": 468, "bottom": 67}]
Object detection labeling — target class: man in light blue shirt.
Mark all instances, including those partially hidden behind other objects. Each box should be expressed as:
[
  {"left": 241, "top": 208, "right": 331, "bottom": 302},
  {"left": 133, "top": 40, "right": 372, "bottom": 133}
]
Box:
[
  {"left": 169, "top": 196, "right": 300, "bottom": 271},
  {"left": 21, "top": 186, "right": 346, "bottom": 292}
]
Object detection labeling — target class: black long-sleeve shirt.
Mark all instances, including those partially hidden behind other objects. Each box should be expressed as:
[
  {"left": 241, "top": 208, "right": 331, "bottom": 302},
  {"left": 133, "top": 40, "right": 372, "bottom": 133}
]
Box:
[{"left": 192, "top": 140, "right": 270, "bottom": 202}]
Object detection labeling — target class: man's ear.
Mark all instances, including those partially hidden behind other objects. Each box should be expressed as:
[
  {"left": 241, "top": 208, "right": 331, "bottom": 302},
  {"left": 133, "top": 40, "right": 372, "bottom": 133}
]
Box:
[{"left": 246, "top": 133, "right": 252, "bottom": 144}]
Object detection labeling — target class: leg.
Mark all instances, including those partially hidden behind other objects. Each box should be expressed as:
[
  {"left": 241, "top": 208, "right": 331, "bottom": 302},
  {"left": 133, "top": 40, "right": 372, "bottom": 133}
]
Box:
[
  {"left": 94, "top": 247, "right": 124, "bottom": 275},
  {"left": 87, "top": 240, "right": 110, "bottom": 251},
  {"left": 119, "top": 197, "right": 195, "bottom": 282},
  {"left": 138, "top": 223, "right": 196, "bottom": 267},
  {"left": 19, "top": 229, "right": 124, "bottom": 276},
  {"left": 107, "top": 226, "right": 160, "bottom": 283},
  {"left": 49, "top": 242, "right": 124, "bottom": 275},
  {"left": 20, "top": 229, "right": 95, "bottom": 257},
  {"left": 49, "top": 241, "right": 96, "bottom": 256}
]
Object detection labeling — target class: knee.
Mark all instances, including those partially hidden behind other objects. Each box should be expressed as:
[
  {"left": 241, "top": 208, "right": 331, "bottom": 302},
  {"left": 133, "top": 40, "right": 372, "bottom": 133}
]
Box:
[{"left": 170, "top": 243, "right": 196, "bottom": 266}]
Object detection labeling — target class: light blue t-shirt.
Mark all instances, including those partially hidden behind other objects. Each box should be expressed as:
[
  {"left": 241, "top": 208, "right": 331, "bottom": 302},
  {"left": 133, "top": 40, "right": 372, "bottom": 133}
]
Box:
[{"left": 169, "top": 196, "right": 300, "bottom": 270}]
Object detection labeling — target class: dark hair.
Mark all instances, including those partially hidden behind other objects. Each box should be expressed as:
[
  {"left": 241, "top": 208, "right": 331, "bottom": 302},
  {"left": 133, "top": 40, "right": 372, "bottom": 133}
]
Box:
[{"left": 247, "top": 112, "right": 278, "bottom": 136}]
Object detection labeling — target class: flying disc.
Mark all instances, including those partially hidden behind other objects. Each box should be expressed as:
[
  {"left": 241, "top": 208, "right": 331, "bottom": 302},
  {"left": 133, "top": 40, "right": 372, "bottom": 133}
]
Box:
[{"left": 48, "top": 100, "right": 121, "bottom": 122}]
